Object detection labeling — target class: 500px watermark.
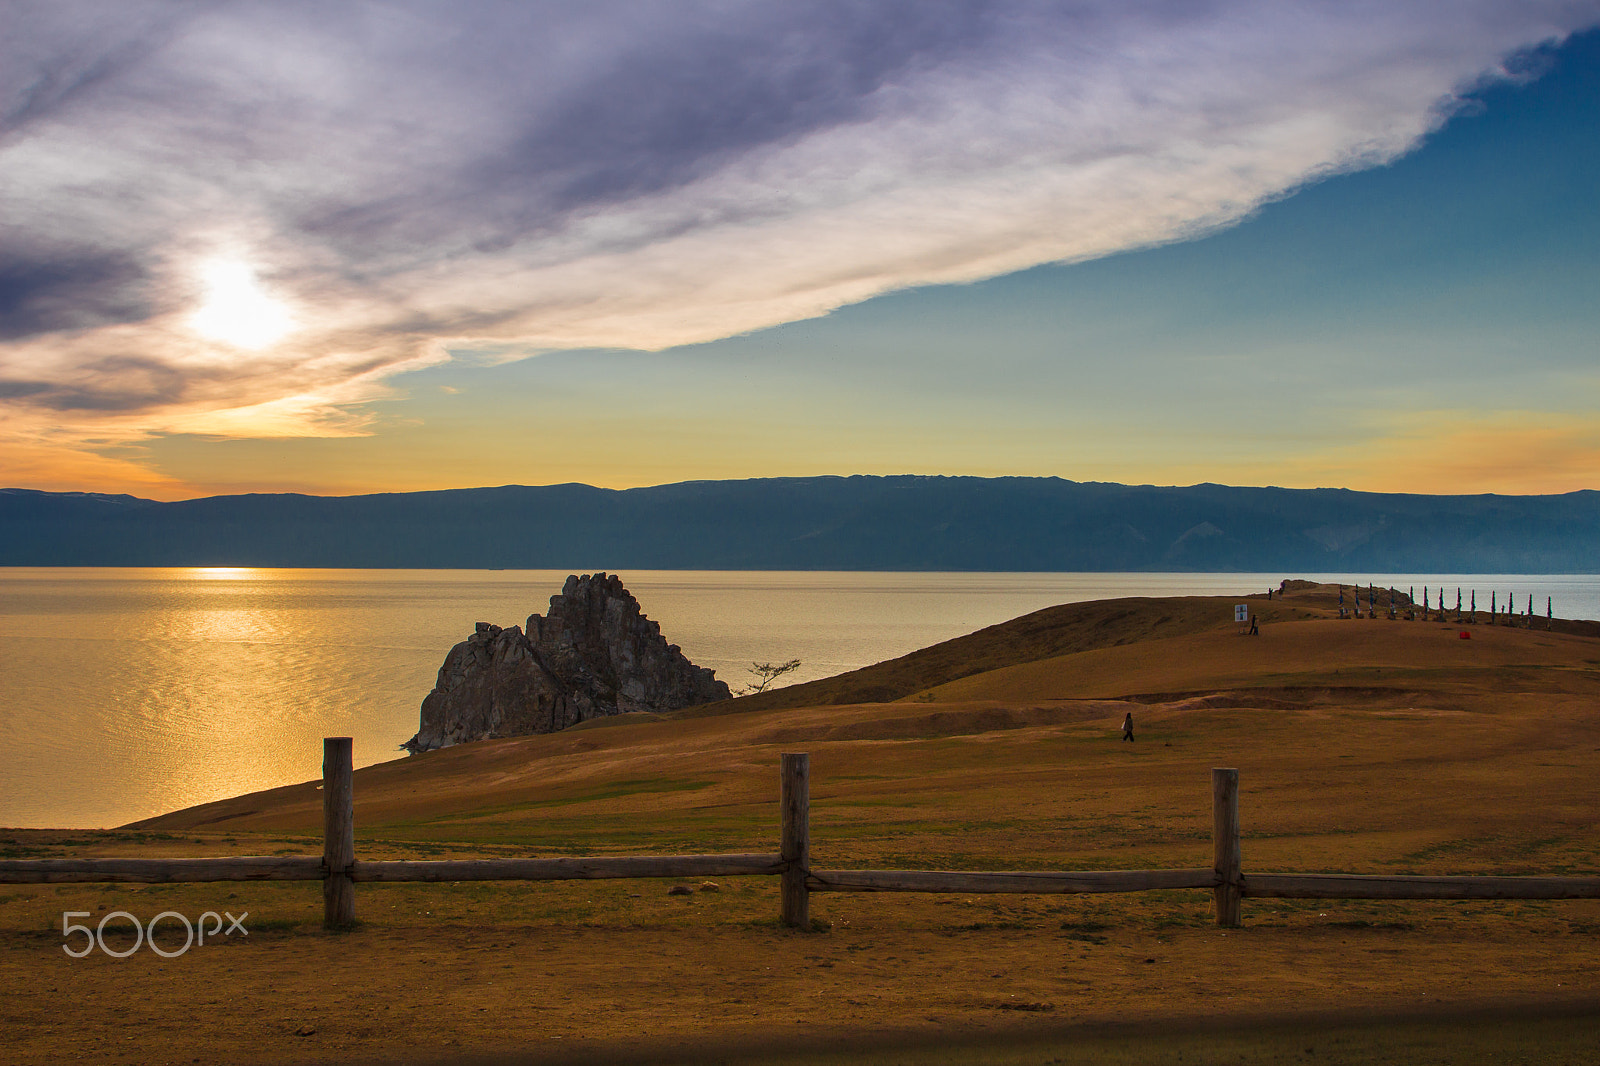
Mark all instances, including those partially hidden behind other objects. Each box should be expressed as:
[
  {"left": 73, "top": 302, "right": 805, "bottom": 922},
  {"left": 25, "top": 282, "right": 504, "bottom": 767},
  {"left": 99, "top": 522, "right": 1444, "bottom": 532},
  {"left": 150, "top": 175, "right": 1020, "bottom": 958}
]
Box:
[{"left": 61, "top": 910, "right": 248, "bottom": 958}]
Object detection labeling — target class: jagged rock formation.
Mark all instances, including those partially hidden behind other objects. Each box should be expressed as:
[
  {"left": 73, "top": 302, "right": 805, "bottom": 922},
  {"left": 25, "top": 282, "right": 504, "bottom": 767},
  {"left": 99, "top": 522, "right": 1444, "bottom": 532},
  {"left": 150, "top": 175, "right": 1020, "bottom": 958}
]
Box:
[{"left": 404, "top": 573, "right": 729, "bottom": 752}]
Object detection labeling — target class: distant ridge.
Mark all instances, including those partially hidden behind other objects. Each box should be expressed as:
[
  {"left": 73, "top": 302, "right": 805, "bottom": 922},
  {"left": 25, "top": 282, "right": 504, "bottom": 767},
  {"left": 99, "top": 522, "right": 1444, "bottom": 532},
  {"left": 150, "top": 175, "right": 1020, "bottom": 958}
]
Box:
[{"left": 1, "top": 477, "right": 1596, "bottom": 571}]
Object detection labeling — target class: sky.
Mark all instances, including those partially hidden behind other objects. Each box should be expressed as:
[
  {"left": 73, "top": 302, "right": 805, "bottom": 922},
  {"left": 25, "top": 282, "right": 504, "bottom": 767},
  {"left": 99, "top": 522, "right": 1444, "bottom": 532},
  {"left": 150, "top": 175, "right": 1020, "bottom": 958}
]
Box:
[{"left": 3, "top": 1, "right": 1598, "bottom": 500}]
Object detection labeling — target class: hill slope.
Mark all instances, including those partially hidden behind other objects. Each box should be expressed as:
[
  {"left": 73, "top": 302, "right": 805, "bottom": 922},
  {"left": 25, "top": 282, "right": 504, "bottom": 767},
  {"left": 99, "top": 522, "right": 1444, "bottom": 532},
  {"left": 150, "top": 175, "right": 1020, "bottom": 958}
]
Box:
[
  {"left": 131, "top": 582, "right": 1600, "bottom": 835},
  {"left": 21, "top": 584, "right": 1600, "bottom": 1065}
]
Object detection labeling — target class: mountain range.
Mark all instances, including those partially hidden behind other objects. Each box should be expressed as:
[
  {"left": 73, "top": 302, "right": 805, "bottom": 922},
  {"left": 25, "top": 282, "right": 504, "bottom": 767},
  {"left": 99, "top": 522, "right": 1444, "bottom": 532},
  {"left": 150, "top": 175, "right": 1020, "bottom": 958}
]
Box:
[{"left": 1, "top": 477, "right": 1595, "bottom": 571}]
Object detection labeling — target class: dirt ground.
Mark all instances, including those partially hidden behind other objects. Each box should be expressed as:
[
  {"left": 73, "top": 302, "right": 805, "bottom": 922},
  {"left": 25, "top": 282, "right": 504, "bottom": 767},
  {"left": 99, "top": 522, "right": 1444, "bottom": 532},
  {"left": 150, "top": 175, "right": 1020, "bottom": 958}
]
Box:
[
  {"left": 4, "top": 880, "right": 1599, "bottom": 1064},
  {"left": 3, "top": 586, "right": 1598, "bottom": 1063}
]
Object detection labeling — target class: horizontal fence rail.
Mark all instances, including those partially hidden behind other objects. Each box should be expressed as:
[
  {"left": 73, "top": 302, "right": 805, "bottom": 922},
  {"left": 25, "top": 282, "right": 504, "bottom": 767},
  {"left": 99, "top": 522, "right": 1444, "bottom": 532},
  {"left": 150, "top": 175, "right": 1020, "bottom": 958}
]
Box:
[
  {"left": 1244, "top": 873, "right": 1600, "bottom": 900},
  {"left": 350, "top": 854, "right": 785, "bottom": 883},
  {"left": 5, "top": 738, "right": 1597, "bottom": 931},
  {"left": 0, "top": 857, "right": 326, "bottom": 884},
  {"left": 808, "top": 868, "right": 1218, "bottom": 894}
]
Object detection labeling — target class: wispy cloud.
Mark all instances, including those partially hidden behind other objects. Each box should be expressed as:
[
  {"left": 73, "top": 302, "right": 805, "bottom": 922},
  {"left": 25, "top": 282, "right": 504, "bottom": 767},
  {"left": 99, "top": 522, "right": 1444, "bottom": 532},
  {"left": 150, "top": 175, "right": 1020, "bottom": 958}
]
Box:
[
  {"left": 1306, "top": 410, "right": 1600, "bottom": 495},
  {"left": 3, "top": 0, "right": 1597, "bottom": 462}
]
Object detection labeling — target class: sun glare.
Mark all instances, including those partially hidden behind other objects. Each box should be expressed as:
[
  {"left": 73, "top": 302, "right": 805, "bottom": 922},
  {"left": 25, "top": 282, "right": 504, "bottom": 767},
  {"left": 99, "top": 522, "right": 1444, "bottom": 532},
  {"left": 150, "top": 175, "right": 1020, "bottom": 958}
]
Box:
[
  {"left": 189, "top": 259, "right": 295, "bottom": 350},
  {"left": 187, "top": 567, "right": 260, "bottom": 580}
]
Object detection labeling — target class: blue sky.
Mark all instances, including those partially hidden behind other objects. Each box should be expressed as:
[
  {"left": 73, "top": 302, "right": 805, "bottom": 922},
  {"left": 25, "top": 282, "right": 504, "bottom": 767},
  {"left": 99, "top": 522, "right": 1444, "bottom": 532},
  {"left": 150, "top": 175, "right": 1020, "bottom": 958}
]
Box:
[{"left": 3, "top": 3, "right": 1597, "bottom": 496}]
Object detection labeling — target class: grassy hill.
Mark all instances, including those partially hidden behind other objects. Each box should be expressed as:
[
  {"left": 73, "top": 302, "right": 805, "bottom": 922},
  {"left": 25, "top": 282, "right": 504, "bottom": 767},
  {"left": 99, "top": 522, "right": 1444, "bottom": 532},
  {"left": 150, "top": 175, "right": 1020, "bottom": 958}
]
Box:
[
  {"left": 6, "top": 581, "right": 1599, "bottom": 1064},
  {"left": 128, "top": 581, "right": 1600, "bottom": 875}
]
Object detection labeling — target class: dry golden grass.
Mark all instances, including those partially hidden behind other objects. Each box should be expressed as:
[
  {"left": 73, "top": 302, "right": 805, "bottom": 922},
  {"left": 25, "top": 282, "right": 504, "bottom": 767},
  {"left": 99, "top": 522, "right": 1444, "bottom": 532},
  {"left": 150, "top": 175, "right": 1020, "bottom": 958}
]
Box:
[{"left": 3, "top": 583, "right": 1598, "bottom": 1064}]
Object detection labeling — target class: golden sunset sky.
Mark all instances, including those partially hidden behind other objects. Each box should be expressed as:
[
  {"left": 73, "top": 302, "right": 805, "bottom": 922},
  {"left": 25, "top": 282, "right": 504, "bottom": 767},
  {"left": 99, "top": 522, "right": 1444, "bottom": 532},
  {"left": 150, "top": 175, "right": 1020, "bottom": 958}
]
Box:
[{"left": 4, "top": 4, "right": 1598, "bottom": 500}]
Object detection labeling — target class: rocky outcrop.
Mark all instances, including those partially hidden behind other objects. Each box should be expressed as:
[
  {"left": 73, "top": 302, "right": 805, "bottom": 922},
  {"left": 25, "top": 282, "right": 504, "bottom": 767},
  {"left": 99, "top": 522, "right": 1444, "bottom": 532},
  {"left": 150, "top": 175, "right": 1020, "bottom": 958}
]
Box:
[{"left": 404, "top": 573, "right": 729, "bottom": 752}]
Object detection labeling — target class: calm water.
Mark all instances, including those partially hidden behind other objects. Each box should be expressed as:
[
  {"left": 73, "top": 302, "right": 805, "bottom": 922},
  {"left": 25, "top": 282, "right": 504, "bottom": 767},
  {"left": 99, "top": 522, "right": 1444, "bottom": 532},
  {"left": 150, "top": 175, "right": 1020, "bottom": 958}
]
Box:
[{"left": 2, "top": 568, "right": 1596, "bottom": 828}]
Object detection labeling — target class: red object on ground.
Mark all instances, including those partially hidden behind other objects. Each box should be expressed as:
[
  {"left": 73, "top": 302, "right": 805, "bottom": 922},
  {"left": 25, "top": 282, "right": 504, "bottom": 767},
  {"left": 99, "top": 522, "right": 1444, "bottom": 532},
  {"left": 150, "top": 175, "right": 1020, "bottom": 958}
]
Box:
[{"left": 1459, "top": 631, "right": 1471, "bottom": 639}]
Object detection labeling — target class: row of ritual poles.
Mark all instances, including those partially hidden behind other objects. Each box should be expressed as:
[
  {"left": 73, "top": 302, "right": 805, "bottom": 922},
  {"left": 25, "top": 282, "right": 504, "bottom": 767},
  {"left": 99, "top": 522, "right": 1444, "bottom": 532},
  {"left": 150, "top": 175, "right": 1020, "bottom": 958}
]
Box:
[{"left": 1338, "top": 583, "right": 1554, "bottom": 627}]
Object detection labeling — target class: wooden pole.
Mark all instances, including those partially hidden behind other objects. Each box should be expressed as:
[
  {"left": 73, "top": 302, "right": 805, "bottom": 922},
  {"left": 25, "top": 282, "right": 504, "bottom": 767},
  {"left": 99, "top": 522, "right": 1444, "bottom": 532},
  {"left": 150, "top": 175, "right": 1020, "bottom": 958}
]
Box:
[
  {"left": 780, "top": 752, "right": 810, "bottom": 928},
  {"left": 323, "top": 737, "right": 355, "bottom": 930},
  {"left": 1213, "top": 768, "right": 1241, "bottom": 928}
]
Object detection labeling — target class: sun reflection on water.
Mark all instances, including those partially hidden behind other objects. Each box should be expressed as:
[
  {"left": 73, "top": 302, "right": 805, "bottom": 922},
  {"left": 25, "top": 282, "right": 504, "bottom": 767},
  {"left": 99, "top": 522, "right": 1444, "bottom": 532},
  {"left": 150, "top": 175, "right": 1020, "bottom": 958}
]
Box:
[{"left": 187, "top": 567, "right": 261, "bottom": 580}]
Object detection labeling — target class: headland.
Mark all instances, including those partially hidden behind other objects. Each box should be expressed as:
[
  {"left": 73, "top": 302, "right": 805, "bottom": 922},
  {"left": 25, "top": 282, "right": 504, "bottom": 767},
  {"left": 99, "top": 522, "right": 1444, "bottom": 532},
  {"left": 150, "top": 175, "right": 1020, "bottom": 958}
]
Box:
[{"left": 4, "top": 581, "right": 1598, "bottom": 1064}]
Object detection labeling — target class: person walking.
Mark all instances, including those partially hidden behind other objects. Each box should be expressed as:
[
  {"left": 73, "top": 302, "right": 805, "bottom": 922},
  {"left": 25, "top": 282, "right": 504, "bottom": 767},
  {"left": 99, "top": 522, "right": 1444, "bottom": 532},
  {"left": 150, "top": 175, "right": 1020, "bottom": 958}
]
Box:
[{"left": 1121, "top": 712, "right": 1135, "bottom": 742}]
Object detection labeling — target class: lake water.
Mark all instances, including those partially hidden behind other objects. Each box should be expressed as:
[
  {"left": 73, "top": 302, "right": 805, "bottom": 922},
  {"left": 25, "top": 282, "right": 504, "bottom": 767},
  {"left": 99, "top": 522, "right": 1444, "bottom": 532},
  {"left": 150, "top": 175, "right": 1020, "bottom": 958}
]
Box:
[{"left": 3, "top": 568, "right": 1596, "bottom": 828}]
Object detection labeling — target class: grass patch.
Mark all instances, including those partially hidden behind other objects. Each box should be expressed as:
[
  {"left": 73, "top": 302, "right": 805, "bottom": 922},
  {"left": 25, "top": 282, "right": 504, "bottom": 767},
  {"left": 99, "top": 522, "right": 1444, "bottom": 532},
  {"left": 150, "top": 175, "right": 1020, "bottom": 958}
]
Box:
[
  {"left": 387, "top": 778, "right": 719, "bottom": 828},
  {"left": 1326, "top": 919, "right": 1417, "bottom": 931},
  {"left": 1059, "top": 919, "right": 1112, "bottom": 943},
  {"left": 745, "top": 1009, "right": 1600, "bottom": 1065}
]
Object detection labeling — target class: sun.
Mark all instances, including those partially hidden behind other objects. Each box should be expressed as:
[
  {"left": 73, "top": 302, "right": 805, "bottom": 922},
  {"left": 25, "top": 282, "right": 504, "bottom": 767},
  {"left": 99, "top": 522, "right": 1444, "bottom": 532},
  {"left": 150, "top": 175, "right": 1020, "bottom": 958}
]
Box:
[{"left": 189, "top": 258, "right": 295, "bottom": 350}]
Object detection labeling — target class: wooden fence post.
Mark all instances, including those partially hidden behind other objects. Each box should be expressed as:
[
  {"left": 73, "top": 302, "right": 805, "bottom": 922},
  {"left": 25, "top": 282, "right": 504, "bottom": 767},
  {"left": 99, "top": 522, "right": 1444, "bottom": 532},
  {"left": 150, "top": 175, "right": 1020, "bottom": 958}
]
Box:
[
  {"left": 781, "top": 753, "right": 810, "bottom": 928},
  {"left": 323, "top": 737, "right": 355, "bottom": 930},
  {"left": 1213, "top": 767, "right": 1241, "bottom": 928}
]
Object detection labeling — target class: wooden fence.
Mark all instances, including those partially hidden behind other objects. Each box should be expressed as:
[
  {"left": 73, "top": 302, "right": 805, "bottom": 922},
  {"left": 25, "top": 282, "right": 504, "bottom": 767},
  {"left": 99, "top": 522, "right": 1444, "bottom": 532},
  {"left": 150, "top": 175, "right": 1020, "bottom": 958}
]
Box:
[{"left": 4, "top": 739, "right": 1598, "bottom": 931}]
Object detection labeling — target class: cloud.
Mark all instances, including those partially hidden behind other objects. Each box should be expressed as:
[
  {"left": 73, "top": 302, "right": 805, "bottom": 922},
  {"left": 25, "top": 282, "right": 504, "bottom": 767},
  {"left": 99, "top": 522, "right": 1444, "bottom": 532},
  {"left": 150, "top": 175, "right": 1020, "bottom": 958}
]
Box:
[
  {"left": 1325, "top": 411, "right": 1600, "bottom": 495},
  {"left": 2, "top": 0, "right": 1598, "bottom": 453},
  {"left": 0, "top": 428, "right": 189, "bottom": 497},
  {"left": 0, "top": 249, "right": 151, "bottom": 340}
]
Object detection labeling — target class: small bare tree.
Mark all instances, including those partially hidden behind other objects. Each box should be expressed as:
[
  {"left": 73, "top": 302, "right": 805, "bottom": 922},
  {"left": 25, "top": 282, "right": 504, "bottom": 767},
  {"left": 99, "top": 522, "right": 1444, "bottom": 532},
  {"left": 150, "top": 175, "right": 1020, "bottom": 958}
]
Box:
[{"left": 742, "top": 658, "right": 801, "bottom": 695}]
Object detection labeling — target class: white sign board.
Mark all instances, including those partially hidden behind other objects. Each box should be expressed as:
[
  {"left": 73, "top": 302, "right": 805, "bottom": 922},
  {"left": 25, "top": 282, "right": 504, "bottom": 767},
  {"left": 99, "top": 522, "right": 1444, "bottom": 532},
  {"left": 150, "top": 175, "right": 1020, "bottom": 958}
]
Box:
[{"left": 1234, "top": 604, "right": 1249, "bottom": 623}]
